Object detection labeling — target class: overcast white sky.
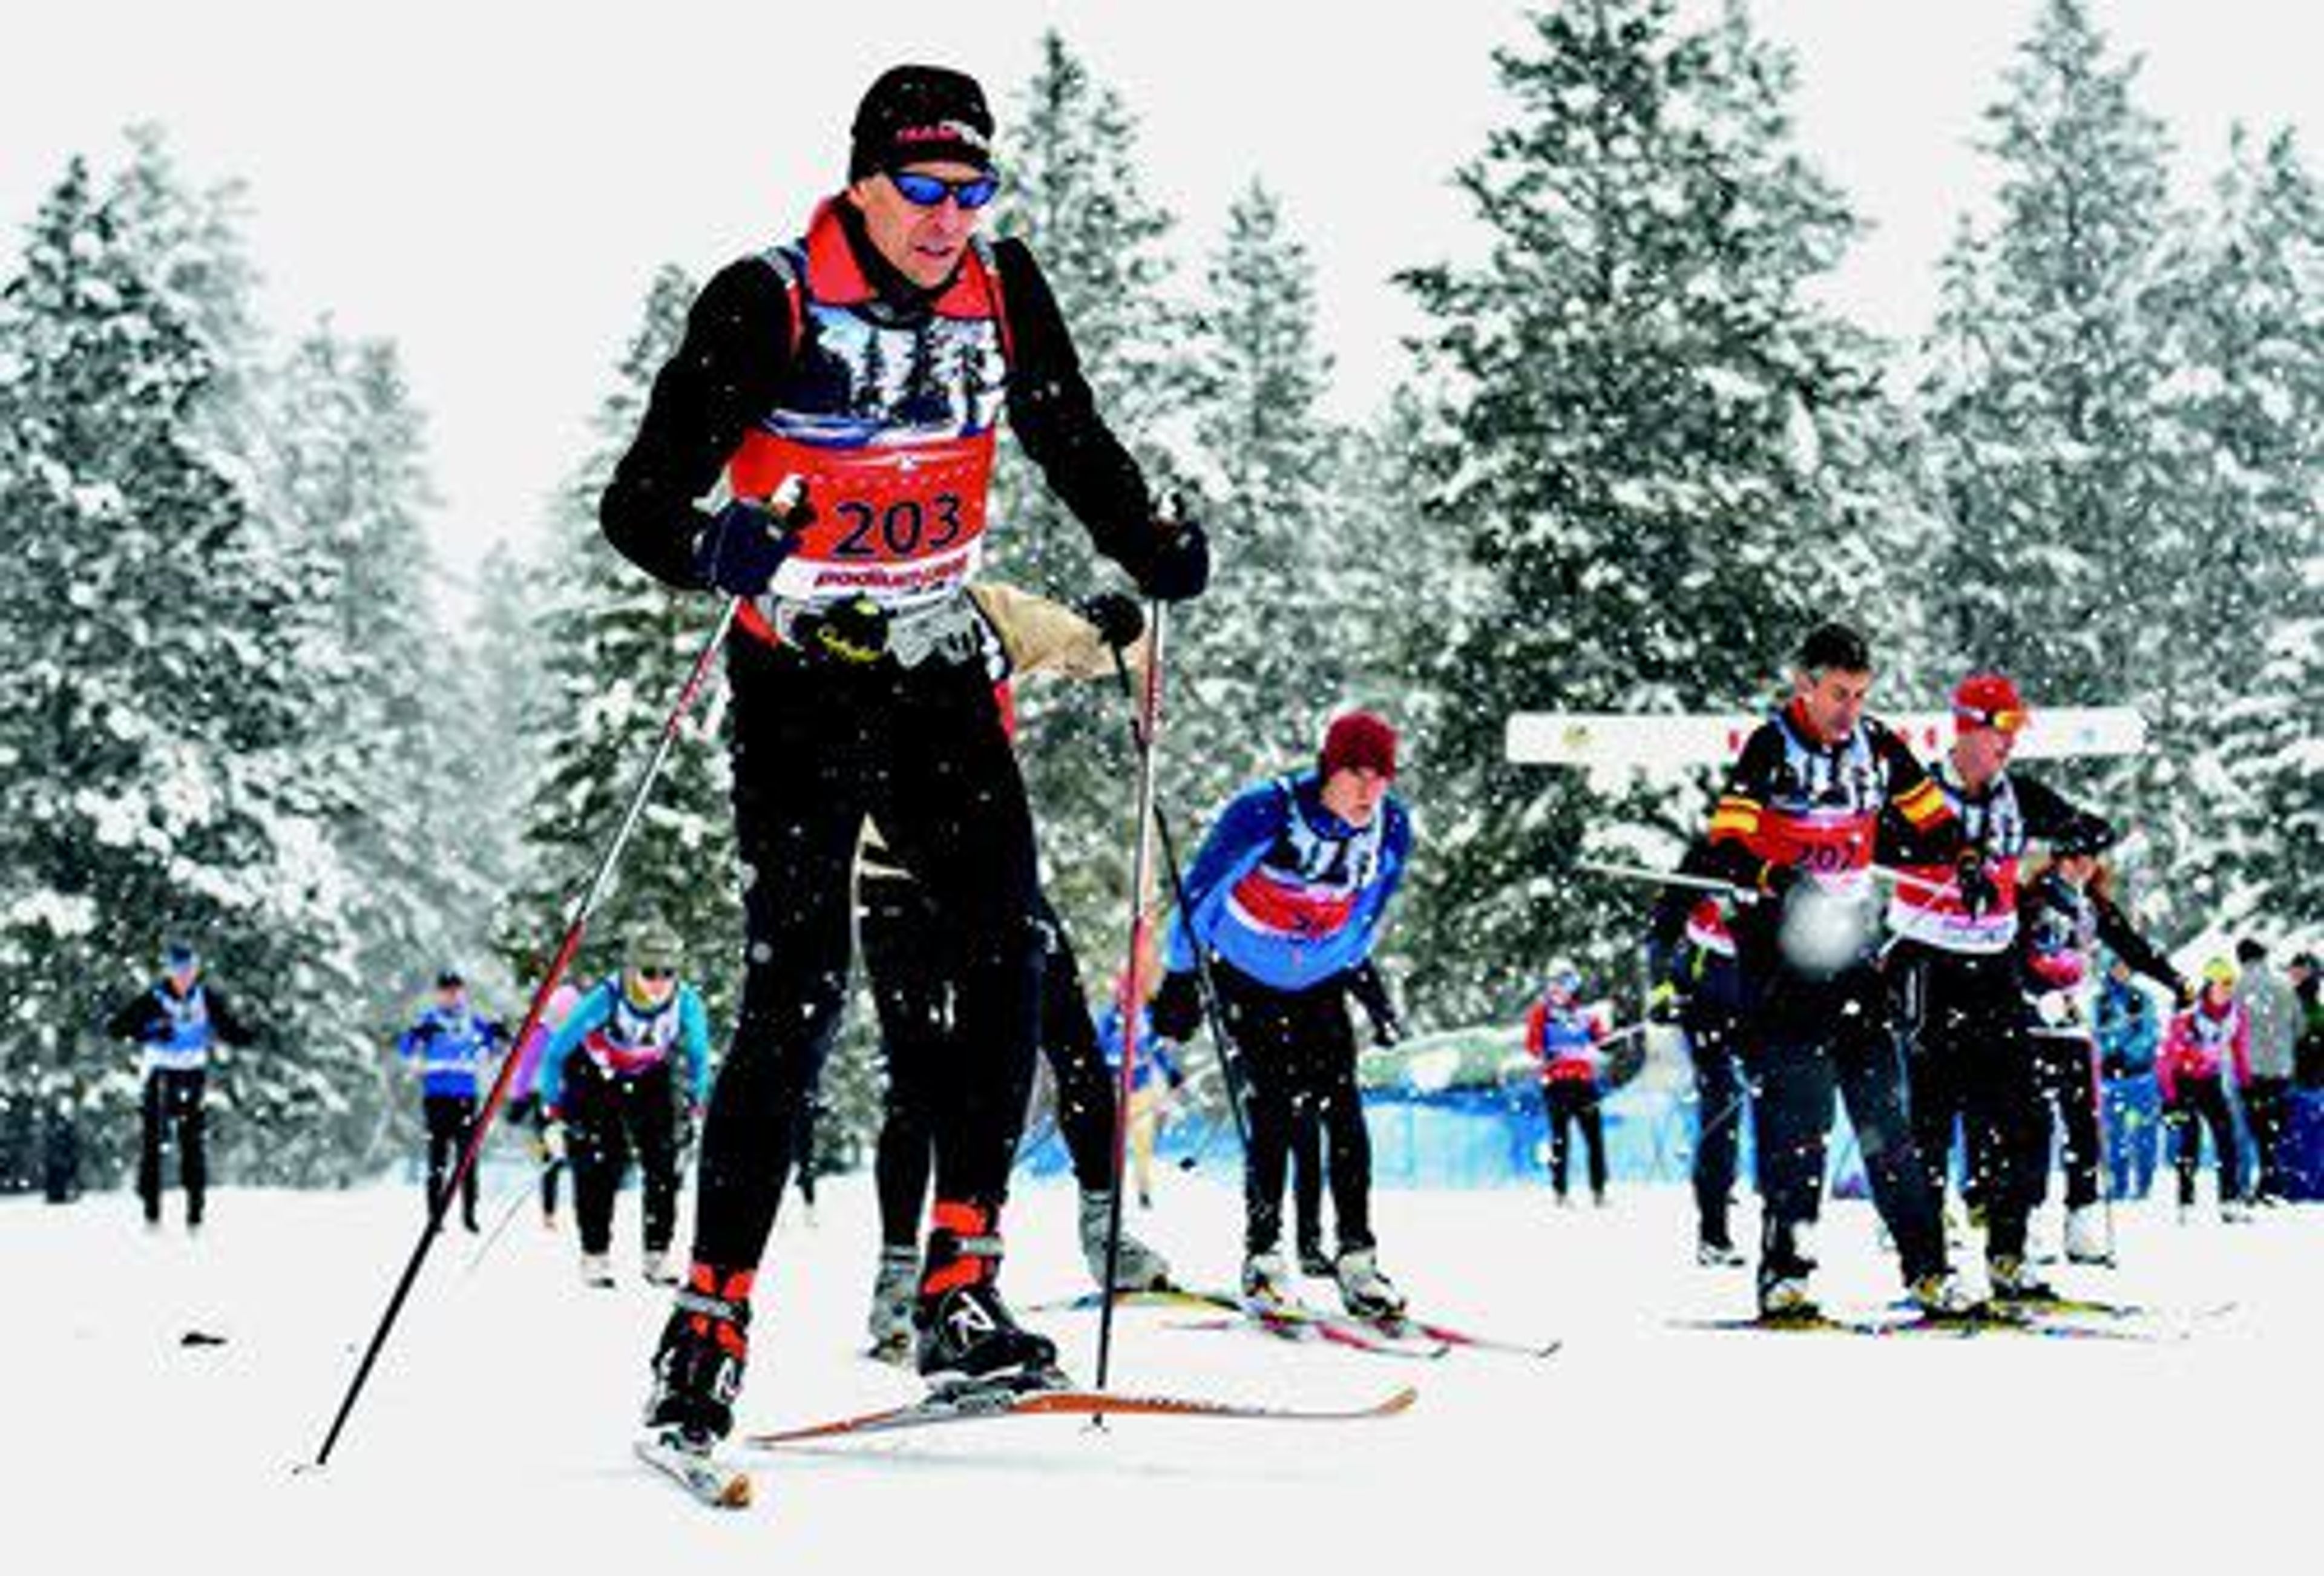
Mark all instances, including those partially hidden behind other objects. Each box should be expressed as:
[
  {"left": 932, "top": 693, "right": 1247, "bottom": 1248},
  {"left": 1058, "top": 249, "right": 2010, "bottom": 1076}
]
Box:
[{"left": 2, "top": 1, "right": 2314, "bottom": 595}]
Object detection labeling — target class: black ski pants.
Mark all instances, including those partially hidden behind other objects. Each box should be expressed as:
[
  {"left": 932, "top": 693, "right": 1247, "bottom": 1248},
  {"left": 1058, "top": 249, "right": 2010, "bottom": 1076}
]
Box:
[
  {"left": 864, "top": 876, "right": 1116, "bottom": 1248},
  {"left": 1543, "top": 1077, "right": 1607, "bottom": 1200},
  {"left": 1683, "top": 993, "right": 1749, "bottom": 1246},
  {"left": 2242, "top": 1075, "right": 2293, "bottom": 1201},
  {"left": 1894, "top": 944, "right": 2043, "bottom": 1260},
  {"left": 1290, "top": 1095, "right": 1327, "bottom": 1255},
  {"left": 2027, "top": 1032, "right": 2104, "bottom": 1212},
  {"left": 2164, "top": 1074, "right": 2242, "bottom": 1207},
  {"left": 1744, "top": 962, "right": 1948, "bottom": 1285},
  {"left": 1212, "top": 961, "right": 1374, "bottom": 1257},
  {"left": 691, "top": 639, "right": 1043, "bottom": 1272},
  {"left": 420, "top": 1092, "right": 481, "bottom": 1230},
  {"left": 137, "top": 1068, "right": 206, "bottom": 1226},
  {"left": 565, "top": 1058, "right": 683, "bottom": 1257}
]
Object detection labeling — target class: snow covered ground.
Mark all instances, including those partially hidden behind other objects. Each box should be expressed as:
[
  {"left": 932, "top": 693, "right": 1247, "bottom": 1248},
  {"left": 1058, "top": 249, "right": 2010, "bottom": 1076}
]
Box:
[{"left": 7, "top": 1166, "right": 2314, "bottom": 1573}]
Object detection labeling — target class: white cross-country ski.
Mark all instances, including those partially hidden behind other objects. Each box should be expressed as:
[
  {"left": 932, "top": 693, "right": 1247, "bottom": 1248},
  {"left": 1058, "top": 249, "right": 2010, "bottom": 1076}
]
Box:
[
  {"left": 744, "top": 1381, "right": 1419, "bottom": 1445},
  {"left": 634, "top": 1430, "right": 753, "bottom": 1508}
]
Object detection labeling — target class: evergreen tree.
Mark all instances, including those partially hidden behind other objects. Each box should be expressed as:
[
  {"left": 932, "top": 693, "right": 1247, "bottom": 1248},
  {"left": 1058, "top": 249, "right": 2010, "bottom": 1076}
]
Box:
[
  {"left": 1173, "top": 180, "right": 1346, "bottom": 815},
  {"left": 508, "top": 266, "right": 744, "bottom": 1026},
  {"left": 2147, "top": 128, "right": 2323, "bottom": 927},
  {"left": 0, "top": 143, "right": 369, "bottom": 1186},
  {"left": 1920, "top": 0, "right": 2178, "bottom": 709},
  {"left": 982, "top": 33, "right": 1195, "bottom": 980},
  {"left": 1394, "top": 0, "right": 1891, "bottom": 1017}
]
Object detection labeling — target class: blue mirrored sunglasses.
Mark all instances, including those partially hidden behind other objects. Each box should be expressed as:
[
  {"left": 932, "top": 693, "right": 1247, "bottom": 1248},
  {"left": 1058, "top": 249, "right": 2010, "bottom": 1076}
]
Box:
[{"left": 887, "top": 169, "right": 1000, "bottom": 210}]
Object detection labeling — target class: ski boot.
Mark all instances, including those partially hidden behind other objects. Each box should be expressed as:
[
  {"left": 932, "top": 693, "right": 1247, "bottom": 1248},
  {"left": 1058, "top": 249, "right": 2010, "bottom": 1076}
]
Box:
[
  {"left": 1756, "top": 1273, "right": 1819, "bottom": 1322},
  {"left": 1078, "top": 1190, "right": 1172, "bottom": 1292},
  {"left": 643, "top": 1264, "right": 753, "bottom": 1445},
  {"left": 914, "top": 1203, "right": 1063, "bottom": 1397},
  {"left": 2063, "top": 1205, "right": 2112, "bottom": 1265},
  {"left": 640, "top": 1247, "right": 680, "bottom": 1287},
  {"left": 1333, "top": 1247, "right": 1407, "bottom": 1319},
  {"left": 1906, "top": 1269, "right": 1982, "bottom": 1321},
  {"left": 1241, "top": 1249, "right": 1293, "bottom": 1308},
  {"left": 578, "top": 1252, "right": 615, "bottom": 1289},
  {"left": 865, "top": 1243, "right": 917, "bottom": 1366},
  {"left": 1986, "top": 1253, "right": 2055, "bottom": 1303},
  {"left": 1696, "top": 1235, "right": 1747, "bottom": 1268}
]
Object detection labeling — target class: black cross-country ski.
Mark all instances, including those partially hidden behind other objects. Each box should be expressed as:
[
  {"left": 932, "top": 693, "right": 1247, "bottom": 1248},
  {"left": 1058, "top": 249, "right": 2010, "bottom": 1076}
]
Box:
[
  {"left": 745, "top": 1382, "right": 1419, "bottom": 1445},
  {"left": 1048, "top": 1285, "right": 1448, "bottom": 1358},
  {"left": 634, "top": 1431, "right": 753, "bottom": 1508}
]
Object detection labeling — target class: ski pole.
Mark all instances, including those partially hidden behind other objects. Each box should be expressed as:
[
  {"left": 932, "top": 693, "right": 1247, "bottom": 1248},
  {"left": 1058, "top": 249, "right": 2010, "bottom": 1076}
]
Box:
[
  {"left": 1103, "top": 644, "right": 1255, "bottom": 1166},
  {"left": 1095, "top": 601, "right": 1169, "bottom": 1397},
  {"left": 465, "top": 1153, "right": 566, "bottom": 1275},
  {"left": 313, "top": 593, "right": 741, "bottom": 1469}
]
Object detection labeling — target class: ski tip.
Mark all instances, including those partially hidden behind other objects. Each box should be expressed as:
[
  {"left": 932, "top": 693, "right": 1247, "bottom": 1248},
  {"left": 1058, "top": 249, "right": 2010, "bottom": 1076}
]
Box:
[{"left": 1380, "top": 1385, "right": 1421, "bottom": 1416}]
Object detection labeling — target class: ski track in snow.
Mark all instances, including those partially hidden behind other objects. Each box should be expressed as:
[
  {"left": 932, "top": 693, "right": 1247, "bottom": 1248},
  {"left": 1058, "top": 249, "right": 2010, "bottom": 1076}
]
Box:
[{"left": 5, "top": 1170, "right": 2314, "bottom": 1573}]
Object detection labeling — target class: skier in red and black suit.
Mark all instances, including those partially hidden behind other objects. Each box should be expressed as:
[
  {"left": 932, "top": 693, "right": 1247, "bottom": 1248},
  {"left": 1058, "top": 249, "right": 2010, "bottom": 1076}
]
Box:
[
  {"left": 1697, "top": 623, "right": 1976, "bottom": 1319},
  {"left": 1882, "top": 671, "right": 2129, "bottom": 1298},
  {"left": 1647, "top": 841, "right": 1751, "bottom": 1265},
  {"left": 599, "top": 64, "right": 1207, "bottom": 1454}
]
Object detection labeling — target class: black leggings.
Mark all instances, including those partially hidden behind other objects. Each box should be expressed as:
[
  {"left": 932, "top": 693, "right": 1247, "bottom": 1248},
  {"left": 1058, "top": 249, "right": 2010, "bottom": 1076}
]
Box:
[
  {"left": 689, "top": 640, "right": 1043, "bottom": 1272},
  {"left": 1212, "top": 962, "right": 1373, "bottom": 1256},
  {"left": 864, "top": 879, "right": 1119, "bottom": 1248},
  {"left": 565, "top": 1059, "right": 683, "bottom": 1256},
  {"left": 137, "top": 1068, "right": 206, "bottom": 1225},
  {"left": 1544, "top": 1079, "right": 1606, "bottom": 1198},
  {"left": 1684, "top": 1002, "right": 1748, "bottom": 1242},
  {"left": 2164, "top": 1075, "right": 2242, "bottom": 1207},
  {"left": 420, "top": 1092, "right": 480, "bottom": 1229},
  {"left": 2027, "top": 1033, "right": 2104, "bottom": 1212}
]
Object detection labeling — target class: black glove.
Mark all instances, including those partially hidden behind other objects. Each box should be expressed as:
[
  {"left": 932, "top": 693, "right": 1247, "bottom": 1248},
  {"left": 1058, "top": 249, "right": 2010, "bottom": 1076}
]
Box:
[
  {"left": 2171, "top": 974, "right": 2197, "bottom": 1009},
  {"left": 693, "top": 485, "right": 814, "bottom": 597},
  {"left": 412, "top": 1019, "right": 442, "bottom": 1042},
  {"left": 1075, "top": 591, "right": 1145, "bottom": 651},
  {"left": 1150, "top": 970, "right": 1203, "bottom": 1043},
  {"left": 1368, "top": 1009, "right": 1404, "bottom": 1049},
  {"left": 1955, "top": 853, "right": 1998, "bottom": 918},
  {"left": 799, "top": 594, "right": 889, "bottom": 666},
  {"left": 1130, "top": 517, "right": 1209, "bottom": 603}
]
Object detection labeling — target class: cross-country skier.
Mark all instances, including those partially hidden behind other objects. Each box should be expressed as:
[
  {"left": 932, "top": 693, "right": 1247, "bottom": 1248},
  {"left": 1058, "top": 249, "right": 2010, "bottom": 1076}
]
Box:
[
  {"left": 2095, "top": 958, "right": 2165, "bottom": 1200},
  {"left": 537, "top": 924, "right": 712, "bottom": 1288},
  {"left": 1524, "top": 963, "right": 1612, "bottom": 1207},
  {"left": 2012, "top": 830, "right": 2184, "bottom": 1262},
  {"left": 858, "top": 585, "right": 1177, "bottom": 1363},
  {"left": 1695, "top": 623, "right": 1975, "bottom": 1319},
  {"left": 1883, "top": 671, "right": 2151, "bottom": 1296},
  {"left": 393, "top": 967, "right": 509, "bottom": 1233},
  {"left": 2159, "top": 958, "right": 2253, "bottom": 1221},
  {"left": 1151, "top": 709, "right": 1413, "bottom": 1318},
  {"left": 1646, "top": 842, "right": 1751, "bottom": 1264},
  {"left": 107, "top": 938, "right": 255, "bottom": 1233},
  {"left": 599, "top": 62, "right": 1207, "bottom": 1456},
  {"left": 2233, "top": 937, "right": 2302, "bottom": 1205}
]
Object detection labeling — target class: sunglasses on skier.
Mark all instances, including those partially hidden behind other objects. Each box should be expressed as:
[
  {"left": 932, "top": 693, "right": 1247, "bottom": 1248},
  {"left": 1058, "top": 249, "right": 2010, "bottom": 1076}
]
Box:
[
  {"left": 635, "top": 965, "right": 675, "bottom": 982},
  {"left": 1955, "top": 704, "right": 2026, "bottom": 734},
  {"left": 885, "top": 169, "right": 1002, "bottom": 210}
]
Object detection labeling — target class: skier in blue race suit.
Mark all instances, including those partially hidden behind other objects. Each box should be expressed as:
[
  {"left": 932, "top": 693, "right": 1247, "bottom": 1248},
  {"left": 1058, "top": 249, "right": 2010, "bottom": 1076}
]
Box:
[
  {"left": 1152, "top": 709, "right": 1412, "bottom": 1318},
  {"left": 394, "top": 967, "right": 509, "bottom": 1232},
  {"left": 106, "top": 938, "right": 255, "bottom": 1232}
]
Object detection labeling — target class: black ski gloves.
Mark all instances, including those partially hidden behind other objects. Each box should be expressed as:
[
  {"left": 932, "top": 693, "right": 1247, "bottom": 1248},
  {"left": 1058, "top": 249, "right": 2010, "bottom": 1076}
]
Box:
[
  {"left": 693, "top": 482, "right": 814, "bottom": 597},
  {"left": 1075, "top": 591, "right": 1146, "bottom": 650},
  {"left": 1150, "top": 970, "right": 1203, "bottom": 1043},
  {"left": 1128, "top": 517, "right": 1209, "bottom": 603}
]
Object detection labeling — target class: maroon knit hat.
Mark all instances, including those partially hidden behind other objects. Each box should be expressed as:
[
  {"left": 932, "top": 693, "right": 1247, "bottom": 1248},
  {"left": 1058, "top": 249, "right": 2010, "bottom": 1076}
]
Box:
[{"left": 1319, "top": 710, "right": 1398, "bottom": 781}]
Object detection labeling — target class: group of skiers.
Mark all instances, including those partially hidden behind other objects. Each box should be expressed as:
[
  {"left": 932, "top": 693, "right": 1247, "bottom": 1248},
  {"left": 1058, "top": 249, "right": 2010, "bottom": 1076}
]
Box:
[
  {"left": 94, "top": 60, "right": 2311, "bottom": 1486},
  {"left": 1625, "top": 626, "right": 2303, "bottom": 1320}
]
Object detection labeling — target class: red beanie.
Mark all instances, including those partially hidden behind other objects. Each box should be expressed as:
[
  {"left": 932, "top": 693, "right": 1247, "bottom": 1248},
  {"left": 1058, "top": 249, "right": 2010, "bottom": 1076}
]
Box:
[{"left": 1319, "top": 710, "right": 1398, "bottom": 781}]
